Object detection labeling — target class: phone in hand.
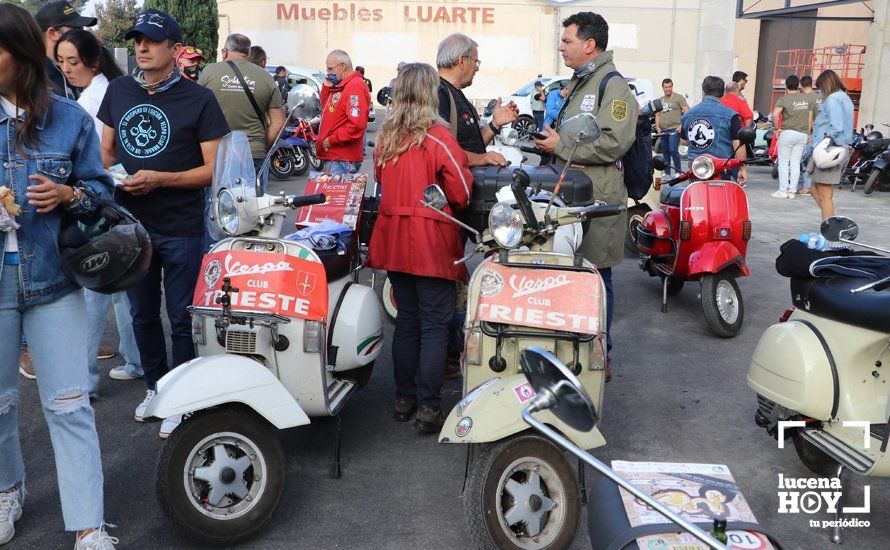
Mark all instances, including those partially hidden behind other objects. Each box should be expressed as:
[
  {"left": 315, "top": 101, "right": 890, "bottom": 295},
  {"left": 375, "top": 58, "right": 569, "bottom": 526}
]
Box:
[{"left": 529, "top": 131, "right": 547, "bottom": 141}]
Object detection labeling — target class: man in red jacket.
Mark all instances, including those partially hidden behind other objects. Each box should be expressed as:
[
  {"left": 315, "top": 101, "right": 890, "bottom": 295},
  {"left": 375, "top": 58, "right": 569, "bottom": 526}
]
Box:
[{"left": 318, "top": 49, "right": 370, "bottom": 174}]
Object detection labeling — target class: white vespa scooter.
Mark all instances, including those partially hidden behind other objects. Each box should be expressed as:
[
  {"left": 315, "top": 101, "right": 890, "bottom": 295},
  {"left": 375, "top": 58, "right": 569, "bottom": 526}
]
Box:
[{"left": 144, "top": 87, "right": 384, "bottom": 545}]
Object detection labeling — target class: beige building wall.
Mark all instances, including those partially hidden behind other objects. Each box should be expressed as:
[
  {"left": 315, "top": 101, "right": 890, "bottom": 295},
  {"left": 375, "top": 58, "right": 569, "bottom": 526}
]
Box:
[{"left": 215, "top": 0, "right": 709, "bottom": 104}]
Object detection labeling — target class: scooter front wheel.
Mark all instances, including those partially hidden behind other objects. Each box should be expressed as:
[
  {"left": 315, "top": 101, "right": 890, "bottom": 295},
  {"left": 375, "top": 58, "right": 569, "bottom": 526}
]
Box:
[
  {"left": 292, "top": 148, "right": 310, "bottom": 176},
  {"left": 156, "top": 406, "right": 285, "bottom": 545},
  {"left": 700, "top": 272, "right": 744, "bottom": 338},
  {"left": 464, "top": 435, "right": 581, "bottom": 550}
]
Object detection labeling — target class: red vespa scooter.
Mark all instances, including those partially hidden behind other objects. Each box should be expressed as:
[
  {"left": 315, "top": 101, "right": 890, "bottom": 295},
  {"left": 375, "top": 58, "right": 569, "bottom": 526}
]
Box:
[{"left": 634, "top": 128, "right": 762, "bottom": 337}]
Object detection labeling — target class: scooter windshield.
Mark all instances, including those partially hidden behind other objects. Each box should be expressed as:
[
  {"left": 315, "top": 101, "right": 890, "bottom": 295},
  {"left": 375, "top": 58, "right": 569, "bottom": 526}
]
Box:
[{"left": 208, "top": 131, "right": 259, "bottom": 241}]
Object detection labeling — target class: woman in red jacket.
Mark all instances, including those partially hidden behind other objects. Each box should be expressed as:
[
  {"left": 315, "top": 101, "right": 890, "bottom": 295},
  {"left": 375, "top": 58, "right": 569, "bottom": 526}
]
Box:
[{"left": 368, "top": 63, "right": 472, "bottom": 433}]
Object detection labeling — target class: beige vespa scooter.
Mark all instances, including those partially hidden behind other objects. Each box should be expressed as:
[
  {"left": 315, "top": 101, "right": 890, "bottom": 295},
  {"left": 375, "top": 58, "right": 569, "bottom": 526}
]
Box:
[
  {"left": 747, "top": 216, "right": 890, "bottom": 543},
  {"left": 424, "top": 114, "right": 627, "bottom": 549}
]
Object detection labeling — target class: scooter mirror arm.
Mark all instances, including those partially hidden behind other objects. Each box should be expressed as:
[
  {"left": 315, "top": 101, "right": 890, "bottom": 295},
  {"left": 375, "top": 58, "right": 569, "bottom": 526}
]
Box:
[
  {"left": 839, "top": 238, "right": 890, "bottom": 255},
  {"left": 521, "top": 405, "right": 728, "bottom": 550},
  {"left": 256, "top": 108, "right": 299, "bottom": 195},
  {"left": 420, "top": 200, "right": 483, "bottom": 240},
  {"left": 851, "top": 274, "right": 890, "bottom": 294}
]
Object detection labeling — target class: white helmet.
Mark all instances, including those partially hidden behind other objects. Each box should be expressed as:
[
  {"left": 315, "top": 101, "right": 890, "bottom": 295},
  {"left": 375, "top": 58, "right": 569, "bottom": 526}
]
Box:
[{"left": 812, "top": 137, "right": 847, "bottom": 169}]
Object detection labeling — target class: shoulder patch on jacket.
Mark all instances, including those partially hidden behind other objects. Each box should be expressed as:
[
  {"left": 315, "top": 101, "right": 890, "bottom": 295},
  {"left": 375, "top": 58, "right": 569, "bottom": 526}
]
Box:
[{"left": 611, "top": 99, "right": 628, "bottom": 121}]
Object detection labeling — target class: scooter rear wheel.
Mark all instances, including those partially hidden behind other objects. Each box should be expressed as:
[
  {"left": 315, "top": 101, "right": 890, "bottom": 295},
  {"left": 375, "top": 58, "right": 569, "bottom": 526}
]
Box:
[
  {"left": 156, "top": 406, "right": 285, "bottom": 545},
  {"left": 864, "top": 167, "right": 882, "bottom": 195},
  {"left": 464, "top": 435, "right": 581, "bottom": 550},
  {"left": 700, "top": 272, "right": 743, "bottom": 338},
  {"left": 270, "top": 153, "right": 294, "bottom": 180}
]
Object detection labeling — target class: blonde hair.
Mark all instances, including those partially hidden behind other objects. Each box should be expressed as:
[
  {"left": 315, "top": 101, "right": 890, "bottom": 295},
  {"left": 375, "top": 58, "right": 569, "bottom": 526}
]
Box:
[{"left": 375, "top": 63, "right": 445, "bottom": 166}]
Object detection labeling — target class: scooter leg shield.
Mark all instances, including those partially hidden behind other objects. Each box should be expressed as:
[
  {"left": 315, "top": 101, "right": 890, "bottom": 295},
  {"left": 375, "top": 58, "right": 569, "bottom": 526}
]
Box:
[
  {"left": 438, "top": 374, "right": 607, "bottom": 451},
  {"left": 687, "top": 241, "right": 749, "bottom": 277},
  {"left": 747, "top": 318, "right": 835, "bottom": 420},
  {"left": 146, "top": 355, "right": 311, "bottom": 429}
]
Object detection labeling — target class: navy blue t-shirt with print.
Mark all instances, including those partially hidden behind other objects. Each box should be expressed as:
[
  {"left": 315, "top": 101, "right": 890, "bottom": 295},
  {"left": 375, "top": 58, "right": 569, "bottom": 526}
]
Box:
[{"left": 97, "top": 76, "right": 229, "bottom": 236}]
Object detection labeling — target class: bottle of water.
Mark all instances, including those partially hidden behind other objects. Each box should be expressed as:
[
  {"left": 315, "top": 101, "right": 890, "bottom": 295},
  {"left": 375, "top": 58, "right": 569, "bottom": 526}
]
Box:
[{"left": 799, "top": 232, "right": 832, "bottom": 251}]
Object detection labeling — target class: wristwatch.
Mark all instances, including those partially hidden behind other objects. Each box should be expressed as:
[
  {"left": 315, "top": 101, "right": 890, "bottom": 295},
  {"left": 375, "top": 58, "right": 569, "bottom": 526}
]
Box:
[{"left": 65, "top": 187, "right": 84, "bottom": 209}]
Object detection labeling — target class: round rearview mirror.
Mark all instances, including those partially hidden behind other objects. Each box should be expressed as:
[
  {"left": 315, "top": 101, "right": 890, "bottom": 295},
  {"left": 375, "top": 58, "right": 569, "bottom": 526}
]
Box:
[
  {"left": 558, "top": 113, "right": 601, "bottom": 145},
  {"left": 519, "top": 347, "right": 596, "bottom": 432},
  {"left": 652, "top": 155, "right": 667, "bottom": 171},
  {"left": 752, "top": 110, "right": 761, "bottom": 121},
  {"left": 288, "top": 84, "right": 321, "bottom": 120},
  {"left": 821, "top": 216, "right": 859, "bottom": 242},
  {"left": 737, "top": 127, "right": 757, "bottom": 145},
  {"left": 377, "top": 86, "right": 393, "bottom": 106},
  {"left": 422, "top": 184, "right": 448, "bottom": 210}
]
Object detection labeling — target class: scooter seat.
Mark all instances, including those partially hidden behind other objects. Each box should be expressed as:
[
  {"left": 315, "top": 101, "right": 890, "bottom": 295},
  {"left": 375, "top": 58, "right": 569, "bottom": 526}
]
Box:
[
  {"left": 660, "top": 182, "right": 690, "bottom": 207},
  {"left": 313, "top": 234, "right": 358, "bottom": 280},
  {"left": 790, "top": 276, "right": 890, "bottom": 332}
]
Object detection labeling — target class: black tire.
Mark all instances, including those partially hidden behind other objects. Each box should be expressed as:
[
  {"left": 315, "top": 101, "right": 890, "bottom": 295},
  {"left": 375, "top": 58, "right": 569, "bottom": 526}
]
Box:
[
  {"left": 624, "top": 205, "right": 650, "bottom": 255},
  {"left": 292, "top": 148, "right": 310, "bottom": 176},
  {"left": 793, "top": 432, "right": 840, "bottom": 477},
  {"left": 464, "top": 435, "right": 581, "bottom": 550},
  {"left": 309, "top": 143, "right": 324, "bottom": 171},
  {"left": 771, "top": 164, "right": 779, "bottom": 180},
  {"left": 864, "top": 167, "right": 882, "bottom": 195},
  {"left": 338, "top": 361, "right": 375, "bottom": 389},
  {"left": 665, "top": 277, "right": 684, "bottom": 296},
  {"left": 156, "top": 406, "right": 285, "bottom": 546},
  {"left": 700, "top": 272, "right": 743, "bottom": 338},
  {"left": 270, "top": 153, "right": 294, "bottom": 180},
  {"left": 512, "top": 116, "right": 537, "bottom": 140}
]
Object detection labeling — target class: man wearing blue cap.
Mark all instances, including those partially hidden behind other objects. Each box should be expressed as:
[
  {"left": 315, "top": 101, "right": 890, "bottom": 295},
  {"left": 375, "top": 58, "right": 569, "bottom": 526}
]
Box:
[{"left": 97, "top": 9, "right": 230, "bottom": 438}]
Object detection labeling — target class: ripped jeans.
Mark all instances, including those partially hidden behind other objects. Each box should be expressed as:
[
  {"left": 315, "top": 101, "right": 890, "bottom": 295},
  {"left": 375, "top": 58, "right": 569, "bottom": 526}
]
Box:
[{"left": 0, "top": 265, "right": 104, "bottom": 531}]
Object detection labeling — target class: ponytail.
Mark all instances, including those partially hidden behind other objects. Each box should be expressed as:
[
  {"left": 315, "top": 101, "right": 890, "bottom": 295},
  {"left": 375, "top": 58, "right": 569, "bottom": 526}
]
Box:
[{"left": 99, "top": 46, "right": 125, "bottom": 80}]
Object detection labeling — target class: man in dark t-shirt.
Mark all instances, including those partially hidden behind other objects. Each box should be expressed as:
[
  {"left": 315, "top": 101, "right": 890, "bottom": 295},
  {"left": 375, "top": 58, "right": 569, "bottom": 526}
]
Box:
[
  {"left": 436, "top": 33, "right": 518, "bottom": 166},
  {"left": 97, "top": 10, "right": 230, "bottom": 436}
]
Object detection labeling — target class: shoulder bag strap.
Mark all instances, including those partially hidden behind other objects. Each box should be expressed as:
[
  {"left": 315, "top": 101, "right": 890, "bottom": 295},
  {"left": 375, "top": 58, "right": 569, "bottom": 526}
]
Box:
[
  {"left": 445, "top": 86, "right": 459, "bottom": 139},
  {"left": 596, "top": 70, "right": 623, "bottom": 110},
  {"left": 227, "top": 61, "right": 266, "bottom": 131}
]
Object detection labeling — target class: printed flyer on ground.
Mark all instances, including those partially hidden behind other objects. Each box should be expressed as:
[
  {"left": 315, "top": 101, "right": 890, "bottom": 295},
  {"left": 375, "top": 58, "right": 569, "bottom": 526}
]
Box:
[{"left": 612, "top": 461, "right": 775, "bottom": 550}]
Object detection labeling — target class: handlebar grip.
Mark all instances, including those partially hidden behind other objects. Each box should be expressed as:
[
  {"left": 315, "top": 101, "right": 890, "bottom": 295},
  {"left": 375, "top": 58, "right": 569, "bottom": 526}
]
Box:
[
  {"left": 290, "top": 193, "right": 327, "bottom": 208},
  {"left": 584, "top": 204, "right": 625, "bottom": 219}
]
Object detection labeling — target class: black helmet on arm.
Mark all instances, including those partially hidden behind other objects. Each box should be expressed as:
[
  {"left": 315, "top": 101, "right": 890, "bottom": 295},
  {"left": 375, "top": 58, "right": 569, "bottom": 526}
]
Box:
[
  {"left": 866, "top": 130, "right": 884, "bottom": 142},
  {"left": 60, "top": 202, "right": 152, "bottom": 294}
]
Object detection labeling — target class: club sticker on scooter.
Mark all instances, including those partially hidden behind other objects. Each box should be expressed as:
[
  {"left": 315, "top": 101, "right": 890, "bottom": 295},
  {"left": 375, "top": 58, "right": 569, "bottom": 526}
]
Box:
[
  {"left": 474, "top": 263, "right": 603, "bottom": 335},
  {"left": 193, "top": 250, "right": 329, "bottom": 321}
]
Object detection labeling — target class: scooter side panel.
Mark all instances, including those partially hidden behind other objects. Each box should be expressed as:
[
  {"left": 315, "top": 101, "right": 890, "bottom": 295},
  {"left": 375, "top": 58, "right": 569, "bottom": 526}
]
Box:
[
  {"left": 329, "top": 280, "right": 384, "bottom": 371},
  {"left": 439, "top": 374, "right": 607, "bottom": 451},
  {"left": 747, "top": 320, "right": 834, "bottom": 420},
  {"left": 147, "top": 355, "right": 311, "bottom": 429}
]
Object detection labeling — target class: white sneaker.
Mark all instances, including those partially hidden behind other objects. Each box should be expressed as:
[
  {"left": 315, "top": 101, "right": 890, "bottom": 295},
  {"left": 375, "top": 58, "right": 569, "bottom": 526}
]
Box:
[
  {"left": 134, "top": 389, "right": 156, "bottom": 423},
  {"left": 770, "top": 190, "right": 788, "bottom": 198},
  {"left": 0, "top": 488, "right": 23, "bottom": 545},
  {"left": 108, "top": 366, "right": 141, "bottom": 381},
  {"left": 786, "top": 192, "right": 796, "bottom": 199},
  {"left": 159, "top": 413, "right": 190, "bottom": 440},
  {"left": 74, "top": 528, "right": 118, "bottom": 550}
]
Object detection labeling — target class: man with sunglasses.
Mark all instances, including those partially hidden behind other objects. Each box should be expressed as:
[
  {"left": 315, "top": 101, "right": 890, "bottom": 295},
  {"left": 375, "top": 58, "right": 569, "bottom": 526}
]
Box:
[
  {"left": 436, "top": 33, "right": 518, "bottom": 166},
  {"left": 175, "top": 45, "right": 206, "bottom": 82},
  {"left": 317, "top": 49, "right": 370, "bottom": 175},
  {"left": 35, "top": 1, "right": 97, "bottom": 99}
]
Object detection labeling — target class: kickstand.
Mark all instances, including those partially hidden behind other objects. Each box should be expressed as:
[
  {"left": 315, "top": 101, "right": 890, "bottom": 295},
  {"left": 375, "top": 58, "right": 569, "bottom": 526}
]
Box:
[
  {"left": 578, "top": 458, "right": 587, "bottom": 504},
  {"left": 831, "top": 464, "right": 846, "bottom": 544},
  {"left": 330, "top": 415, "right": 342, "bottom": 479},
  {"left": 661, "top": 277, "right": 669, "bottom": 313}
]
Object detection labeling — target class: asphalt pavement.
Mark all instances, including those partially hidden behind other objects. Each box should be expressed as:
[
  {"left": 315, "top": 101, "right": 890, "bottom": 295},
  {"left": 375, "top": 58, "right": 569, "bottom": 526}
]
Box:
[{"left": 10, "top": 126, "right": 890, "bottom": 549}]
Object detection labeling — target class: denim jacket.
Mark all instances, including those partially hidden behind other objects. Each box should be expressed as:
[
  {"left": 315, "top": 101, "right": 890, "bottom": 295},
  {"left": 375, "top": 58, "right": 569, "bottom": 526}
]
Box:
[
  {"left": 0, "top": 94, "right": 112, "bottom": 305},
  {"left": 813, "top": 91, "right": 854, "bottom": 146},
  {"left": 682, "top": 96, "right": 736, "bottom": 161}
]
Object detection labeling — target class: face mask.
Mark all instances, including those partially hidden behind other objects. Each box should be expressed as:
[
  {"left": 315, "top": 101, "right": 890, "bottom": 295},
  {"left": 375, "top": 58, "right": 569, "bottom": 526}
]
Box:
[
  {"left": 183, "top": 65, "right": 201, "bottom": 81},
  {"left": 327, "top": 73, "right": 341, "bottom": 86}
]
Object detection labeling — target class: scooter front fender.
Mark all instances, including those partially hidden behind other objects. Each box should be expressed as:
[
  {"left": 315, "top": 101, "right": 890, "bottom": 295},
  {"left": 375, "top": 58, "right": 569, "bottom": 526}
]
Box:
[
  {"left": 438, "top": 374, "right": 607, "bottom": 451},
  {"left": 144, "top": 355, "right": 311, "bottom": 430},
  {"left": 687, "top": 241, "right": 750, "bottom": 277}
]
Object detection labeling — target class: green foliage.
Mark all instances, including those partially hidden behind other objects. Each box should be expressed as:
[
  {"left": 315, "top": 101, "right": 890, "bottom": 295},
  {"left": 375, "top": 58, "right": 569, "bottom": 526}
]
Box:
[
  {"left": 94, "top": 0, "right": 138, "bottom": 54},
  {"left": 142, "top": 0, "right": 219, "bottom": 60}
]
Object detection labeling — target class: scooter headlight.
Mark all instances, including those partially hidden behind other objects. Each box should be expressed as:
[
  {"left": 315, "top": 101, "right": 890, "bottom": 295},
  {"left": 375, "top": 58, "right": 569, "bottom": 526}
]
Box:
[
  {"left": 217, "top": 189, "right": 240, "bottom": 235},
  {"left": 489, "top": 202, "right": 523, "bottom": 249},
  {"left": 691, "top": 156, "right": 716, "bottom": 180}
]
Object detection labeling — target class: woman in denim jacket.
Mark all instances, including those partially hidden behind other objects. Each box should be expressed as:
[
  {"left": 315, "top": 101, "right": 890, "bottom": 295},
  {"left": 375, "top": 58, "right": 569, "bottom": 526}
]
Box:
[
  {"left": 807, "top": 69, "right": 854, "bottom": 219},
  {"left": 0, "top": 5, "right": 117, "bottom": 549}
]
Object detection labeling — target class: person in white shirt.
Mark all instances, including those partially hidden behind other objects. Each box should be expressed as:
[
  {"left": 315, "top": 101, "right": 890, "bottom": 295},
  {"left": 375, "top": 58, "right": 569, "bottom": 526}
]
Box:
[{"left": 56, "top": 29, "right": 144, "bottom": 394}]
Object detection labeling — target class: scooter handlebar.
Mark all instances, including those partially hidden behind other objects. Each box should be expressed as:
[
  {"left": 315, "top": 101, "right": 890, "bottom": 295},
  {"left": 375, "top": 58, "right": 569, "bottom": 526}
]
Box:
[
  {"left": 572, "top": 203, "right": 626, "bottom": 219},
  {"left": 288, "top": 193, "right": 327, "bottom": 208}
]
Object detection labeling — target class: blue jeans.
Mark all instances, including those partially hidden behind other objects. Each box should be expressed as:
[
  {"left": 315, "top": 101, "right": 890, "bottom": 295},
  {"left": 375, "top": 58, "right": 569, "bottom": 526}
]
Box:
[
  {"left": 533, "top": 111, "right": 545, "bottom": 131},
  {"left": 663, "top": 130, "right": 682, "bottom": 175},
  {"left": 0, "top": 265, "right": 104, "bottom": 531},
  {"left": 127, "top": 231, "right": 203, "bottom": 390},
  {"left": 601, "top": 267, "right": 614, "bottom": 353},
  {"left": 85, "top": 290, "right": 142, "bottom": 393},
  {"left": 323, "top": 160, "right": 362, "bottom": 175}
]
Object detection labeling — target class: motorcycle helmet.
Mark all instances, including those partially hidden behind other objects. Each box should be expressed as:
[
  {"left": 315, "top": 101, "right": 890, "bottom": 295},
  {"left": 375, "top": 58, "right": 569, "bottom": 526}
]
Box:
[
  {"left": 812, "top": 137, "right": 848, "bottom": 169},
  {"left": 376, "top": 86, "right": 393, "bottom": 106},
  {"left": 59, "top": 202, "right": 152, "bottom": 294},
  {"left": 763, "top": 130, "right": 775, "bottom": 145},
  {"left": 866, "top": 130, "right": 884, "bottom": 142}
]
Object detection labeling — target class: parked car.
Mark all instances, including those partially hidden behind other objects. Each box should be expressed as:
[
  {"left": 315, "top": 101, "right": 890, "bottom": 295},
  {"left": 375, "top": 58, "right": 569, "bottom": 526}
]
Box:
[
  {"left": 266, "top": 65, "right": 374, "bottom": 122},
  {"left": 482, "top": 75, "right": 655, "bottom": 138}
]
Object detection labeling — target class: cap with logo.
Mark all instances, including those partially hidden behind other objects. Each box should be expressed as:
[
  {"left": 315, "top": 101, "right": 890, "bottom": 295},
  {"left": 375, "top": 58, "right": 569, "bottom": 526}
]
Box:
[
  {"left": 35, "top": 1, "right": 97, "bottom": 31},
  {"left": 124, "top": 9, "right": 183, "bottom": 44}
]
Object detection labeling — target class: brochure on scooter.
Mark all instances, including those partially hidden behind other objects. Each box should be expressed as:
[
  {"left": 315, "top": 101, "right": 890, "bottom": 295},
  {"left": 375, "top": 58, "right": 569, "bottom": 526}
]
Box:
[
  {"left": 296, "top": 173, "right": 368, "bottom": 230},
  {"left": 612, "top": 461, "right": 775, "bottom": 550}
]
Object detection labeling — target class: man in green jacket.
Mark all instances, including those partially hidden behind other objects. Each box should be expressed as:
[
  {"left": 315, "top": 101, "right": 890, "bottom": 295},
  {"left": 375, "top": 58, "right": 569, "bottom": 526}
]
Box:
[{"left": 535, "top": 11, "right": 638, "bottom": 366}]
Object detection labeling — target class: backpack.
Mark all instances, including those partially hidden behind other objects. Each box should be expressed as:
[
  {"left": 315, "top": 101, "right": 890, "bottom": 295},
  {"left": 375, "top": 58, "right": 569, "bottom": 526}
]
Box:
[{"left": 597, "top": 71, "right": 654, "bottom": 201}]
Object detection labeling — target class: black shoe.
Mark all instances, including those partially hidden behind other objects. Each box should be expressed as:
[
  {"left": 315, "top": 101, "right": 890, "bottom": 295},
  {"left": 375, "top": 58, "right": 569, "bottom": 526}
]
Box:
[
  {"left": 394, "top": 395, "right": 418, "bottom": 422},
  {"left": 414, "top": 405, "right": 445, "bottom": 434},
  {"left": 444, "top": 358, "right": 461, "bottom": 380}
]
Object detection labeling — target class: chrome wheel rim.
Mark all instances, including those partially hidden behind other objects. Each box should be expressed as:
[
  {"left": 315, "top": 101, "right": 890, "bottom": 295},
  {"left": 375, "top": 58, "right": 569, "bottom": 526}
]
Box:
[
  {"left": 513, "top": 118, "right": 536, "bottom": 140},
  {"left": 183, "top": 431, "right": 267, "bottom": 520},
  {"left": 495, "top": 456, "right": 567, "bottom": 549},
  {"left": 715, "top": 279, "right": 739, "bottom": 324}
]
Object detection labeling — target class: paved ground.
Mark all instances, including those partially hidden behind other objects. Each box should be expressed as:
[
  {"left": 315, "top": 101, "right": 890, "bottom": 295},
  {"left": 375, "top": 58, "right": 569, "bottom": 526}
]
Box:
[{"left": 10, "top": 126, "right": 890, "bottom": 549}]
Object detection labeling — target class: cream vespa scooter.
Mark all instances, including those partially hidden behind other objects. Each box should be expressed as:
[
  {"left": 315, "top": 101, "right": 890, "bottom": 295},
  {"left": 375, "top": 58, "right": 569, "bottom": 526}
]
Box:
[
  {"left": 747, "top": 216, "right": 890, "bottom": 543},
  {"left": 425, "top": 114, "right": 626, "bottom": 549},
  {"left": 143, "top": 87, "right": 384, "bottom": 545}
]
